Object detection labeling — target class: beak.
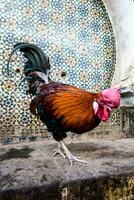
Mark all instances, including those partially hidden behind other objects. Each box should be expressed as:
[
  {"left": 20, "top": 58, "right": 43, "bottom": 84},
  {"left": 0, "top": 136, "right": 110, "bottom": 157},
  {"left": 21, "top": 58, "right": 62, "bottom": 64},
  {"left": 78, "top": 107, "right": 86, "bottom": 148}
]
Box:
[{"left": 106, "top": 105, "right": 112, "bottom": 112}]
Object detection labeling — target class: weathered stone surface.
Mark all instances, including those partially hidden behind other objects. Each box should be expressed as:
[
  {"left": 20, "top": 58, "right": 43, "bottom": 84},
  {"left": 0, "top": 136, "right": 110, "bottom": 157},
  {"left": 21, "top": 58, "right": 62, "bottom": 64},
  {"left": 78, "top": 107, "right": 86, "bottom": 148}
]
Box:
[
  {"left": 120, "top": 86, "right": 134, "bottom": 107},
  {"left": 0, "top": 139, "right": 134, "bottom": 199},
  {"left": 104, "top": 0, "right": 134, "bottom": 88}
]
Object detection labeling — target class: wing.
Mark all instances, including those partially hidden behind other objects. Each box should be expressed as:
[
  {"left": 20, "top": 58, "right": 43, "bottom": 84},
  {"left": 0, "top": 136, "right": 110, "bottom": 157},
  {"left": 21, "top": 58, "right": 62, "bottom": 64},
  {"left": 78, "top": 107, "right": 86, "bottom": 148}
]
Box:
[{"left": 31, "top": 82, "right": 100, "bottom": 134}]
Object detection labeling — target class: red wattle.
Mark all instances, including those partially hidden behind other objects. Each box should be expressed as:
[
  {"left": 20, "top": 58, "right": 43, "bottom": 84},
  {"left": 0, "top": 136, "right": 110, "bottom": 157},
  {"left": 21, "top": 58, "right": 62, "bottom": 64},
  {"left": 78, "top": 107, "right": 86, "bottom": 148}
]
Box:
[{"left": 97, "top": 105, "right": 110, "bottom": 121}]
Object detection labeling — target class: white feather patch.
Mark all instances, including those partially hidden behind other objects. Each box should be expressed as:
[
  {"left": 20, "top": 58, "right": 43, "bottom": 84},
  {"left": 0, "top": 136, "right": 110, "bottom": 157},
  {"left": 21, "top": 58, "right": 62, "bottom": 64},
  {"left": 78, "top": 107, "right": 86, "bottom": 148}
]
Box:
[
  {"left": 36, "top": 71, "right": 49, "bottom": 83},
  {"left": 93, "top": 101, "right": 99, "bottom": 115}
]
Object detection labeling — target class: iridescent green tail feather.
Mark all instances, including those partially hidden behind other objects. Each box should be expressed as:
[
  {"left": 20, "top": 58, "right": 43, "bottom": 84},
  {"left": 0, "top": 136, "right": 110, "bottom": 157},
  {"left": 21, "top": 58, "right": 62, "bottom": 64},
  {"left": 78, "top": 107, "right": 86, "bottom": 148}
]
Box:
[{"left": 7, "top": 42, "right": 50, "bottom": 76}]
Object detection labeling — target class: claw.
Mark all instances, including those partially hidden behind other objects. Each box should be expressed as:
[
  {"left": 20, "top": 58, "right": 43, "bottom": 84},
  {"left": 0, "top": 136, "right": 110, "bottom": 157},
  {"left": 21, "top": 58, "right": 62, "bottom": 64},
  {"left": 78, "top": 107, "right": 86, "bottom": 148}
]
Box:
[
  {"left": 60, "top": 141, "right": 88, "bottom": 165},
  {"left": 53, "top": 148, "right": 65, "bottom": 159},
  {"left": 53, "top": 141, "right": 88, "bottom": 165},
  {"left": 53, "top": 143, "right": 66, "bottom": 159},
  {"left": 69, "top": 156, "right": 88, "bottom": 166}
]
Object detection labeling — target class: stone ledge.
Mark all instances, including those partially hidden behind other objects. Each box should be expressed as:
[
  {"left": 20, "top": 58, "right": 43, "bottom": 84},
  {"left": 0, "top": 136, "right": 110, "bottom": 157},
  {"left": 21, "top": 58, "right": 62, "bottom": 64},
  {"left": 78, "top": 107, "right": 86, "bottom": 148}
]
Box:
[{"left": 0, "top": 139, "right": 134, "bottom": 200}]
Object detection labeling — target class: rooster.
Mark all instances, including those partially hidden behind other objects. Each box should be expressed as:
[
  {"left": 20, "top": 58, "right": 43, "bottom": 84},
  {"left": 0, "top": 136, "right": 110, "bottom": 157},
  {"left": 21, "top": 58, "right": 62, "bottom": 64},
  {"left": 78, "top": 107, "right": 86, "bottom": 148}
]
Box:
[{"left": 7, "top": 42, "right": 121, "bottom": 165}]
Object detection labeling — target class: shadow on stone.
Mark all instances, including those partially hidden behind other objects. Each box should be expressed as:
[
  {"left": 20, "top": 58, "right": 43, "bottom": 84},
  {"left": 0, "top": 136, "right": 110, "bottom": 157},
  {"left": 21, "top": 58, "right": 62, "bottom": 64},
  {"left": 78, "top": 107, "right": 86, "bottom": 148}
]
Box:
[{"left": 0, "top": 147, "right": 34, "bottom": 161}]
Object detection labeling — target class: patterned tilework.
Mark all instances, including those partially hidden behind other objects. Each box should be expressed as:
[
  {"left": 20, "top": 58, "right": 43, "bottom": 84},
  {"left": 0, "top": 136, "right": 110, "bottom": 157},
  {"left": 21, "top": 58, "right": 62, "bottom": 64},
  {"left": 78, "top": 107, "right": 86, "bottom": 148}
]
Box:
[{"left": 0, "top": 0, "right": 116, "bottom": 142}]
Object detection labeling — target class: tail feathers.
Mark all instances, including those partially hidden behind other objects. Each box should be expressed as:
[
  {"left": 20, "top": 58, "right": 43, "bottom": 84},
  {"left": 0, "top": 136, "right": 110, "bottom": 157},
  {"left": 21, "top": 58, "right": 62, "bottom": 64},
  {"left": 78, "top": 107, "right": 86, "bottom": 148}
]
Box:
[{"left": 7, "top": 42, "right": 50, "bottom": 76}]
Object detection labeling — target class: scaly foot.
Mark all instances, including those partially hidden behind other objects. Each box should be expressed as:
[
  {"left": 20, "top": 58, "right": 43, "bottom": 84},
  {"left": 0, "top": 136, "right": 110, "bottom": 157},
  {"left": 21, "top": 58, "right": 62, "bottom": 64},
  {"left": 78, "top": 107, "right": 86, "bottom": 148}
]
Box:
[
  {"left": 53, "top": 143, "right": 65, "bottom": 159},
  {"left": 53, "top": 141, "right": 88, "bottom": 165}
]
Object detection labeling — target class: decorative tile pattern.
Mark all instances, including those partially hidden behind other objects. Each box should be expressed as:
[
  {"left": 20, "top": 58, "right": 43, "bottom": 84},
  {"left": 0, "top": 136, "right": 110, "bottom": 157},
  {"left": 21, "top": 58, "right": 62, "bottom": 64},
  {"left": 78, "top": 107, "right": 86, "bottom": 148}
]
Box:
[{"left": 0, "top": 0, "right": 116, "bottom": 143}]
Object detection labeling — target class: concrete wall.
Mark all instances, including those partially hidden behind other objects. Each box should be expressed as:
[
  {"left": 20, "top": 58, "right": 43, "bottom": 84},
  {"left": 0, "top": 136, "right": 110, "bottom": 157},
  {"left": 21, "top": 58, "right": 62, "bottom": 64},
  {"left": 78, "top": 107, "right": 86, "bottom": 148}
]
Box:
[{"left": 104, "top": 0, "right": 134, "bottom": 89}]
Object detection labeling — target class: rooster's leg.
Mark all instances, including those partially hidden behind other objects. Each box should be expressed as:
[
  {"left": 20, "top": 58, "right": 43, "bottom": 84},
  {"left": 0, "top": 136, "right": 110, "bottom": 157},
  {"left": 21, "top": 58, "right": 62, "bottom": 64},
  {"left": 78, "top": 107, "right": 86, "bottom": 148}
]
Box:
[
  {"left": 53, "top": 142, "right": 66, "bottom": 159},
  {"left": 60, "top": 141, "right": 88, "bottom": 166}
]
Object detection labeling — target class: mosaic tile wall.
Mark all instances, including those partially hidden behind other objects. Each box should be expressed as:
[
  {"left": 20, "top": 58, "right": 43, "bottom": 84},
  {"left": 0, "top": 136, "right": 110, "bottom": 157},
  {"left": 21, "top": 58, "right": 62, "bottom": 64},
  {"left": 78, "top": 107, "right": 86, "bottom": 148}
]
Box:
[{"left": 0, "top": 0, "right": 116, "bottom": 143}]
